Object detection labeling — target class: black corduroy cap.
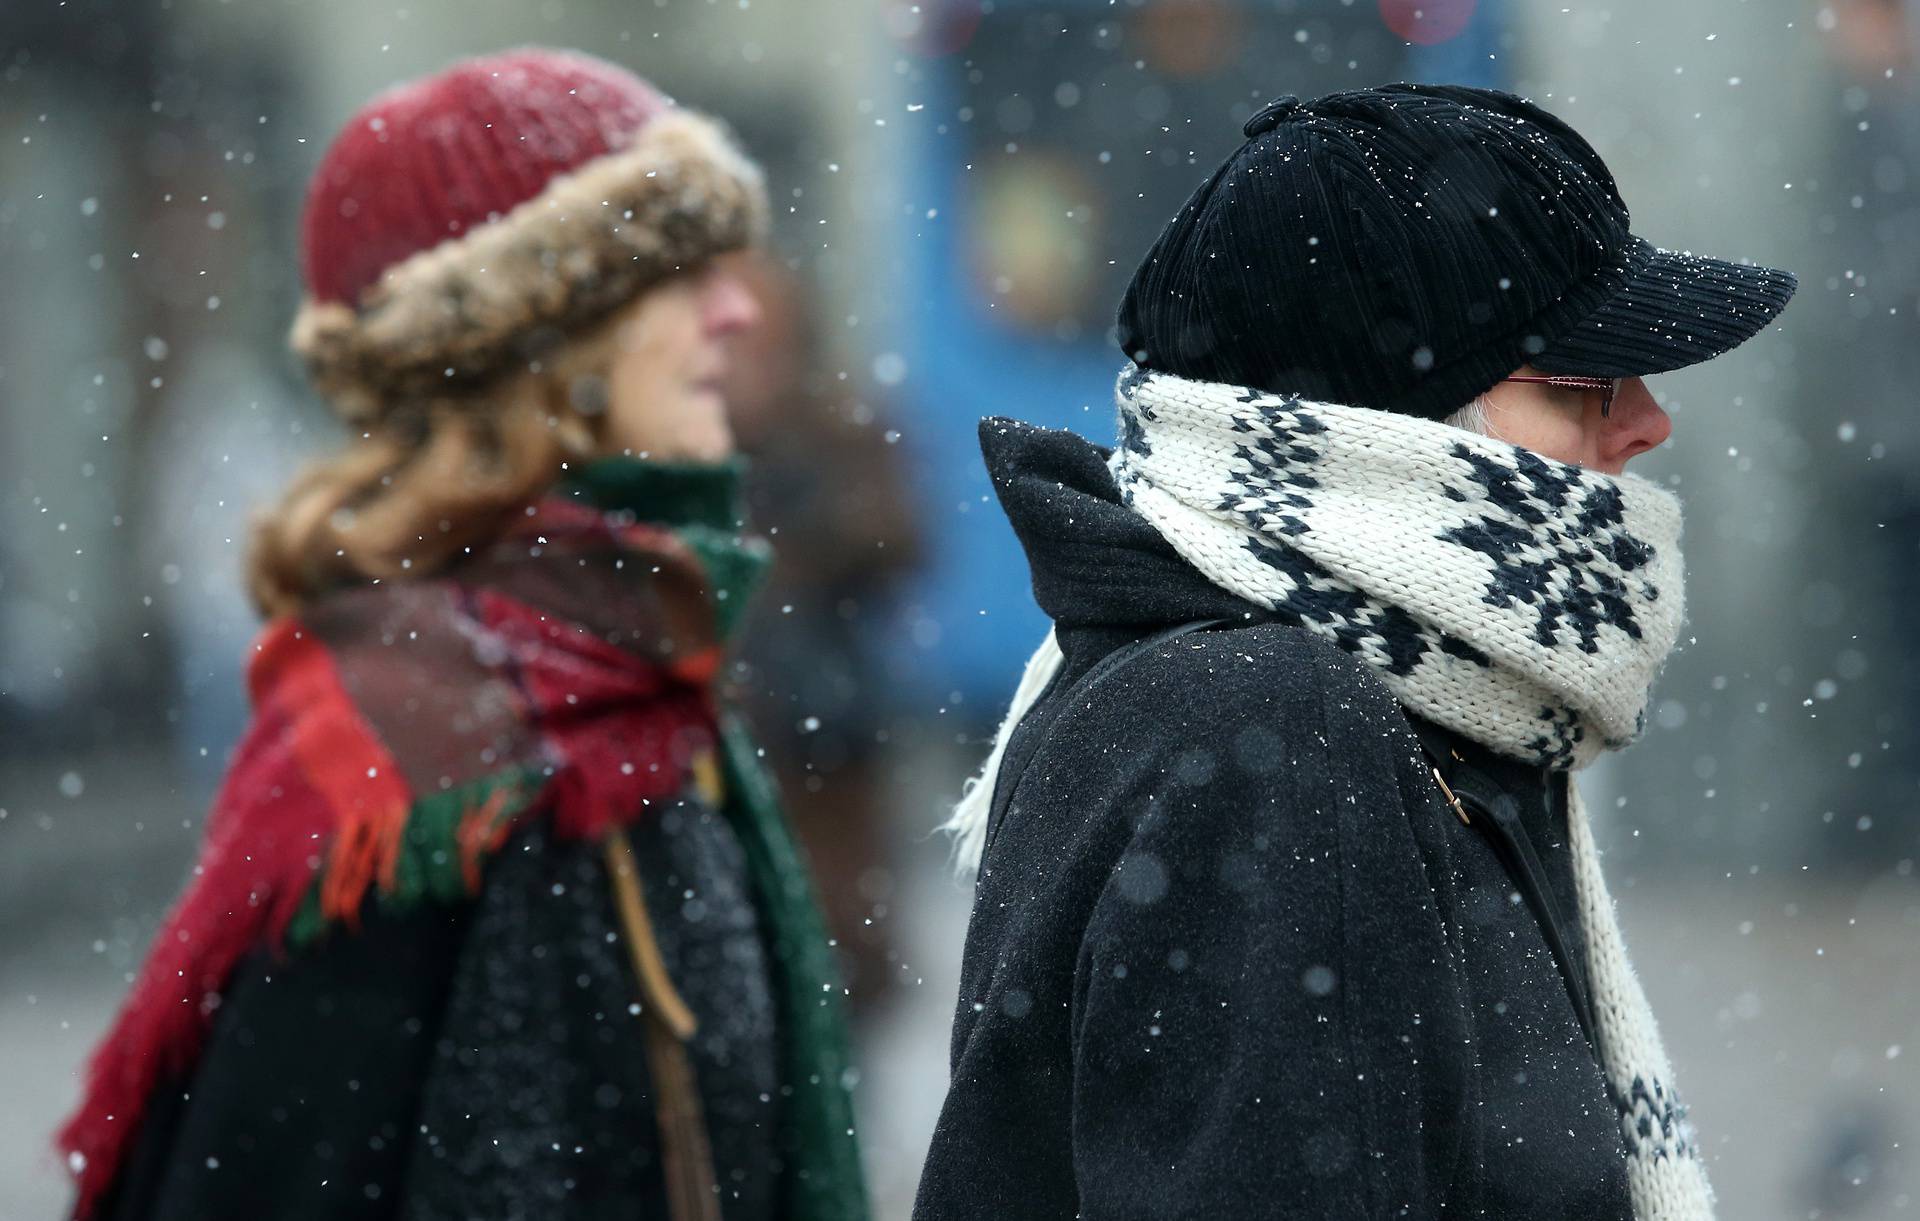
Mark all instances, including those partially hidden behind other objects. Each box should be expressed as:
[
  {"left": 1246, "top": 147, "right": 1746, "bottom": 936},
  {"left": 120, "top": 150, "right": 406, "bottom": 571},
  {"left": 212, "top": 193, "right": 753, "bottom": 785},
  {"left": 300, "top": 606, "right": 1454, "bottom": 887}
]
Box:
[{"left": 1116, "top": 83, "right": 1797, "bottom": 421}]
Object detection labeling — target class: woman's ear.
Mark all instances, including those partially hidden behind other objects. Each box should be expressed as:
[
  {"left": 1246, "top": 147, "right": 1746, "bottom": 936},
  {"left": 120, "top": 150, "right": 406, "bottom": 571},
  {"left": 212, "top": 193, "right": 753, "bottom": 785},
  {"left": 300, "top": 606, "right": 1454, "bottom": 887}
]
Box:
[
  {"left": 534, "top": 318, "right": 626, "bottom": 460},
  {"left": 546, "top": 374, "right": 605, "bottom": 461}
]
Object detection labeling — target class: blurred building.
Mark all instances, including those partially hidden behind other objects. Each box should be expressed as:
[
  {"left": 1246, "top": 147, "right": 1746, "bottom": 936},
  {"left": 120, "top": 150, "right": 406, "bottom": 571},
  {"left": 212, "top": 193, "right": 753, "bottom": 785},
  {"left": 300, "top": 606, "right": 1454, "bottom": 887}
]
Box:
[{"left": 871, "top": 0, "right": 1508, "bottom": 719}]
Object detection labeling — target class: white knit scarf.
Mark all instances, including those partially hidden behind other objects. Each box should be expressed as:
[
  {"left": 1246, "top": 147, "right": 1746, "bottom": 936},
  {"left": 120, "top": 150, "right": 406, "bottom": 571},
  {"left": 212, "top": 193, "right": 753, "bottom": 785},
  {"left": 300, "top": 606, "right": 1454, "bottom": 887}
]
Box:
[{"left": 951, "top": 369, "right": 1714, "bottom": 1218}]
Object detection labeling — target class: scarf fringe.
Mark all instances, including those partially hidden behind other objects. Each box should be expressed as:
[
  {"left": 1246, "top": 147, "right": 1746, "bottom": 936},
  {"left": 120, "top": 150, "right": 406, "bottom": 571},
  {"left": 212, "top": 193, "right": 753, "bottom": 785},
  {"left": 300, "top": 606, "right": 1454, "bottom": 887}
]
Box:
[
  {"left": 282, "top": 772, "right": 541, "bottom": 947},
  {"left": 945, "top": 627, "right": 1062, "bottom": 874},
  {"left": 58, "top": 766, "right": 547, "bottom": 1220}
]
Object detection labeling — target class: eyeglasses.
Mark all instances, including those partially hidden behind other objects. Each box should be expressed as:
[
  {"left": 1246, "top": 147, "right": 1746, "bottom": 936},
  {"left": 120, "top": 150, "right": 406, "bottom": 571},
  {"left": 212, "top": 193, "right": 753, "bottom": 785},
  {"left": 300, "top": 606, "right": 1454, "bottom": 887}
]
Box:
[{"left": 1500, "top": 374, "right": 1618, "bottom": 418}]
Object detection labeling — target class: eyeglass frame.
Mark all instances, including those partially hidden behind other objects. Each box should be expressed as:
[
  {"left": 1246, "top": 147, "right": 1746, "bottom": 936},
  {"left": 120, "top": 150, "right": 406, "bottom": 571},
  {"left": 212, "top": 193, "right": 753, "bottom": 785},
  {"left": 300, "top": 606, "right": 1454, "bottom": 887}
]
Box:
[{"left": 1498, "top": 374, "right": 1619, "bottom": 418}]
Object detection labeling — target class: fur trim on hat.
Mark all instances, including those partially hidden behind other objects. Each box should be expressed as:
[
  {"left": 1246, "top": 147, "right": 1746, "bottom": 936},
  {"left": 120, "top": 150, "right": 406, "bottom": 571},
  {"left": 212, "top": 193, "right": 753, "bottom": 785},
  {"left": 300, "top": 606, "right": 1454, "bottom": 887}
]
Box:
[{"left": 290, "top": 109, "right": 767, "bottom": 422}]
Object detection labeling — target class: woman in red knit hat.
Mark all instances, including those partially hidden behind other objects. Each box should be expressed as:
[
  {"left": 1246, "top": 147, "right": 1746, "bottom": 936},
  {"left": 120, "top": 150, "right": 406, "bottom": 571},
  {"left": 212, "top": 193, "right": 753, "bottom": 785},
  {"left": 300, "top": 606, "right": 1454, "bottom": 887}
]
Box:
[{"left": 58, "top": 48, "right": 867, "bottom": 1221}]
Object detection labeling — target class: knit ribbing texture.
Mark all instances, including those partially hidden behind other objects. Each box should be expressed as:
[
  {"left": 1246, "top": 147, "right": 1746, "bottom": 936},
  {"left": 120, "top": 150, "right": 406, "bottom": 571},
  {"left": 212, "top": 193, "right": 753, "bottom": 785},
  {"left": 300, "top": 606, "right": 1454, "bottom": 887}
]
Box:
[{"left": 1112, "top": 367, "right": 1685, "bottom": 769}]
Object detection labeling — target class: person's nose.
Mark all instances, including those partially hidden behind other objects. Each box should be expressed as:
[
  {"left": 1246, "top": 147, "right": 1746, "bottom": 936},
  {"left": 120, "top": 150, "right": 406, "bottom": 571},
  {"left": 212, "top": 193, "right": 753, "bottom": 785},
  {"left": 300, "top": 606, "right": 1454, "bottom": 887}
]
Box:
[
  {"left": 1600, "top": 377, "right": 1671, "bottom": 472},
  {"left": 701, "top": 270, "right": 762, "bottom": 338}
]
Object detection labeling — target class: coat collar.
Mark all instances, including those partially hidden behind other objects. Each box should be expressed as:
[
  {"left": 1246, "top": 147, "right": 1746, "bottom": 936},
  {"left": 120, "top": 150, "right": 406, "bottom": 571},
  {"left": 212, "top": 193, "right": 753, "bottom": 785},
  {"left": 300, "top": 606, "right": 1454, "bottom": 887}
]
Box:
[{"left": 980, "top": 417, "right": 1251, "bottom": 631}]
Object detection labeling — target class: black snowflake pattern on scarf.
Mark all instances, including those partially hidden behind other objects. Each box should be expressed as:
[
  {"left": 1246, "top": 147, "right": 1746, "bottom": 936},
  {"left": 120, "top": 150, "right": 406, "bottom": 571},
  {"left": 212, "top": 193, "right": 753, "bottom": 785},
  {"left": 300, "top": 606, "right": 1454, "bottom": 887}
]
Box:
[
  {"left": 1215, "top": 401, "right": 1491, "bottom": 681},
  {"left": 1439, "top": 444, "right": 1659, "bottom": 655},
  {"left": 1614, "top": 1073, "right": 1700, "bottom": 1163},
  {"left": 1219, "top": 406, "right": 1326, "bottom": 537},
  {"left": 1241, "top": 536, "right": 1435, "bottom": 676},
  {"left": 1111, "top": 379, "right": 1680, "bottom": 766},
  {"left": 1118, "top": 391, "right": 1499, "bottom": 687},
  {"left": 1116, "top": 363, "right": 1155, "bottom": 459},
  {"left": 1525, "top": 704, "right": 1584, "bottom": 771}
]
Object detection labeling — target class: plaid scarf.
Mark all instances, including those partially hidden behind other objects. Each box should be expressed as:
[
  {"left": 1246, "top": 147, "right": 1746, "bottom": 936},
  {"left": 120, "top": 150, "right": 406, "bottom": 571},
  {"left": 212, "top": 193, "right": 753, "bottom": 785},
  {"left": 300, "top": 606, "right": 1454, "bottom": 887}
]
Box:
[{"left": 59, "top": 458, "right": 867, "bottom": 1221}]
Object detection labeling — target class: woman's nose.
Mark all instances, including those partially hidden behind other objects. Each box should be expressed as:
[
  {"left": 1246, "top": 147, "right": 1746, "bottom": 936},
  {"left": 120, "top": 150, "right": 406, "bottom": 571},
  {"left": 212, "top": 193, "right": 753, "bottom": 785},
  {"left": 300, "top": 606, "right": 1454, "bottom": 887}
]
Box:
[
  {"left": 1601, "top": 377, "right": 1671, "bottom": 472},
  {"left": 702, "top": 270, "right": 762, "bottom": 337}
]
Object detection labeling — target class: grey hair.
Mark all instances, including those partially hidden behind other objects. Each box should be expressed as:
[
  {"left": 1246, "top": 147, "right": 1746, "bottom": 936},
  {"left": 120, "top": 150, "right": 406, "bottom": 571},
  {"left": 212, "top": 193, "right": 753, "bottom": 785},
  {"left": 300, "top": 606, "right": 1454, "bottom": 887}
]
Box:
[{"left": 1444, "top": 393, "right": 1500, "bottom": 438}]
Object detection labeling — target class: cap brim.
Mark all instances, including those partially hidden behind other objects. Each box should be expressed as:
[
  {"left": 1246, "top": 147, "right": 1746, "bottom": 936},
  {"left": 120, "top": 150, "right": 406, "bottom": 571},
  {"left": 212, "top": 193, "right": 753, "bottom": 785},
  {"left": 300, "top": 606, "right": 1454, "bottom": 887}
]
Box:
[{"left": 1531, "top": 237, "right": 1796, "bottom": 378}]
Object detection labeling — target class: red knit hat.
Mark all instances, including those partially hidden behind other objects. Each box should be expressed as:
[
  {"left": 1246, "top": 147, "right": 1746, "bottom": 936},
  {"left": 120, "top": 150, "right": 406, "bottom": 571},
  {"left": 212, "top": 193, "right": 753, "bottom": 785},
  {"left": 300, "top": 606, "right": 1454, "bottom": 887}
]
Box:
[{"left": 292, "top": 48, "right": 767, "bottom": 421}]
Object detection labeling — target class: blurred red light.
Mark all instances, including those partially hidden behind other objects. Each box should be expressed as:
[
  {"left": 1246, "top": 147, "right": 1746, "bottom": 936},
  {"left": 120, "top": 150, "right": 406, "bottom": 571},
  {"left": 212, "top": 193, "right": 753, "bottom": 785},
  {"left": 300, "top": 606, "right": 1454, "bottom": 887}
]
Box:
[
  {"left": 892, "top": 0, "right": 985, "bottom": 58},
  {"left": 1378, "top": 0, "right": 1477, "bottom": 46}
]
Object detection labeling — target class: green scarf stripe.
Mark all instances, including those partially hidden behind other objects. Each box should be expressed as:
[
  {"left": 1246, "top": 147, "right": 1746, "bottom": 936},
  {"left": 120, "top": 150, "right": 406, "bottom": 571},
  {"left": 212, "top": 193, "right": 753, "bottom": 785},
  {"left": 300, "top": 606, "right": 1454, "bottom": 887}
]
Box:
[
  {"left": 718, "top": 715, "right": 869, "bottom": 1221},
  {"left": 563, "top": 456, "right": 771, "bottom": 639},
  {"left": 571, "top": 456, "right": 868, "bottom": 1218},
  {"left": 283, "top": 768, "right": 544, "bottom": 949},
  {"left": 563, "top": 455, "right": 747, "bottom": 530},
  {"left": 677, "top": 524, "right": 773, "bottom": 639},
  {"left": 283, "top": 878, "right": 327, "bottom": 948}
]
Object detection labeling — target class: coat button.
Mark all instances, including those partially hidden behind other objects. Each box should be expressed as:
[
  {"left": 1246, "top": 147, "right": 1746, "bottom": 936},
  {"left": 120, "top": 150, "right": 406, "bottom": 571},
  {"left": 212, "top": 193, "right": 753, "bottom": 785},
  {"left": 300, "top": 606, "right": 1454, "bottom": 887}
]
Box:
[{"left": 1243, "top": 95, "right": 1301, "bottom": 138}]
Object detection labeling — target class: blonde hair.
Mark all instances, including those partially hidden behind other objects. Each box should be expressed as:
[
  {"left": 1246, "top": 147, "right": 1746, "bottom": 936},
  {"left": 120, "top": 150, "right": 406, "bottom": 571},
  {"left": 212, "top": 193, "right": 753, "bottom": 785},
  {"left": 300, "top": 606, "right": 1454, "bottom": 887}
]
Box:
[{"left": 248, "top": 325, "right": 620, "bottom": 620}]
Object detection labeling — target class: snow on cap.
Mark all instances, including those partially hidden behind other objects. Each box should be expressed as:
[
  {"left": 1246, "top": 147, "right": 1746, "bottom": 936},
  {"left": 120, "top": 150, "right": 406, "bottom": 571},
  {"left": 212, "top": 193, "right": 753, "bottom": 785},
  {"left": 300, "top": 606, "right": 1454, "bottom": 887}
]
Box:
[{"left": 1117, "top": 83, "right": 1794, "bottom": 422}]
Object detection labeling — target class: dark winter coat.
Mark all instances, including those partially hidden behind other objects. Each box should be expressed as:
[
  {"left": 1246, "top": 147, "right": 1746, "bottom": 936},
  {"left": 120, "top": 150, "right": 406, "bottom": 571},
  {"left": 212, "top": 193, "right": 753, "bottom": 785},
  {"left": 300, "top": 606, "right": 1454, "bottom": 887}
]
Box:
[
  {"left": 101, "top": 800, "right": 782, "bottom": 1221},
  {"left": 912, "top": 420, "right": 1634, "bottom": 1219}
]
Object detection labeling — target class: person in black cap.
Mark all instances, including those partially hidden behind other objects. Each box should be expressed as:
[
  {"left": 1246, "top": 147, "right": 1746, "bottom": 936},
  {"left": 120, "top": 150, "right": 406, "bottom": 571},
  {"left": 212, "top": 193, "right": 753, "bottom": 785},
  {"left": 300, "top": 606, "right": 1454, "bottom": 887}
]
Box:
[{"left": 915, "top": 84, "right": 1793, "bottom": 1220}]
